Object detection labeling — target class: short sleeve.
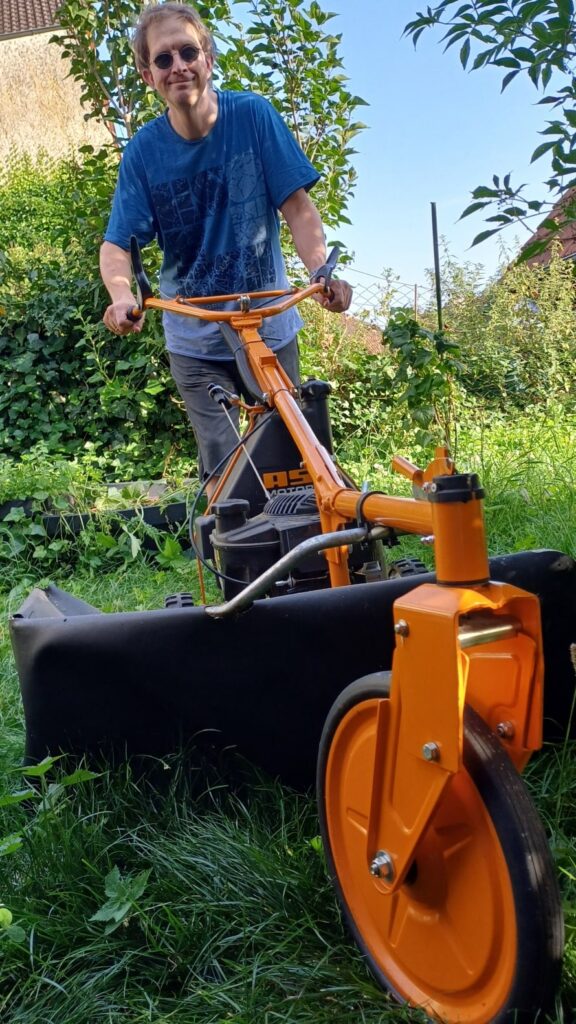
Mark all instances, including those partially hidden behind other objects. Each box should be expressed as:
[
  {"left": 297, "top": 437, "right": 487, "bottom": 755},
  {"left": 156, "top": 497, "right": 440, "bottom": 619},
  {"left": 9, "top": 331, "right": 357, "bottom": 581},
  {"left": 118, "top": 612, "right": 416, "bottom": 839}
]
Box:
[{"left": 252, "top": 96, "right": 321, "bottom": 210}]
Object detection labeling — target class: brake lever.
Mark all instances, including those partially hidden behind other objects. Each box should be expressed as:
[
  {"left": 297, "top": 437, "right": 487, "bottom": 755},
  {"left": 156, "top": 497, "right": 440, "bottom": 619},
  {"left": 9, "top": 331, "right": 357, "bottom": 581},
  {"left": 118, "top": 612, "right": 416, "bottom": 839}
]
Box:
[
  {"left": 130, "top": 235, "right": 154, "bottom": 309},
  {"left": 310, "top": 245, "right": 341, "bottom": 292}
]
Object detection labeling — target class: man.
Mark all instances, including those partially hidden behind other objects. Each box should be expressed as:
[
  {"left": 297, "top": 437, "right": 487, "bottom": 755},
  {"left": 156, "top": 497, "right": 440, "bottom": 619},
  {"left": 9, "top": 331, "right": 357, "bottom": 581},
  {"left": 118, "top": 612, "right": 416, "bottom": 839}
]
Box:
[{"left": 100, "top": 1, "right": 352, "bottom": 491}]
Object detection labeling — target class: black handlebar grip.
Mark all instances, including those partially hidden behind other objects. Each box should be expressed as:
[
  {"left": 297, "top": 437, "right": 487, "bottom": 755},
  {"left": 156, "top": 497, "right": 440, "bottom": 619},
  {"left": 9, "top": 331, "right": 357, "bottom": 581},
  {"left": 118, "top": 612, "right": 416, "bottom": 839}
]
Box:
[
  {"left": 325, "top": 245, "right": 340, "bottom": 272},
  {"left": 126, "top": 307, "right": 142, "bottom": 323}
]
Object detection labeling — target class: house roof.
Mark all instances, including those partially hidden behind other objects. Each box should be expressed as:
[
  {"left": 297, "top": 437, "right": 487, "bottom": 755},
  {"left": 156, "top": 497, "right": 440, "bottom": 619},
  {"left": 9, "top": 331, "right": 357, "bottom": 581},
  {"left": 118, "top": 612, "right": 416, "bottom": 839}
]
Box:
[
  {"left": 0, "top": 0, "right": 60, "bottom": 41},
  {"left": 523, "top": 188, "right": 576, "bottom": 267}
]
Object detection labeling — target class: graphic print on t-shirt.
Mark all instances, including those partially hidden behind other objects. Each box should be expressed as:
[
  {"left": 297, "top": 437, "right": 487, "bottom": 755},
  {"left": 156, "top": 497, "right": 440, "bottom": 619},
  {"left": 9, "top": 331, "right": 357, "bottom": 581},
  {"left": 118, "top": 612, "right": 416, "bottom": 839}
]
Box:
[{"left": 150, "top": 149, "right": 274, "bottom": 296}]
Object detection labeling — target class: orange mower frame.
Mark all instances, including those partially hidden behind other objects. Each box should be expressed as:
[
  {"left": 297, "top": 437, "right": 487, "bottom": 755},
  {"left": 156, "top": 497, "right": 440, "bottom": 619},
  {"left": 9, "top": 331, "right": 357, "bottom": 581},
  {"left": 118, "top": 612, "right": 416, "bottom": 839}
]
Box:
[{"left": 96, "top": 238, "right": 564, "bottom": 1023}]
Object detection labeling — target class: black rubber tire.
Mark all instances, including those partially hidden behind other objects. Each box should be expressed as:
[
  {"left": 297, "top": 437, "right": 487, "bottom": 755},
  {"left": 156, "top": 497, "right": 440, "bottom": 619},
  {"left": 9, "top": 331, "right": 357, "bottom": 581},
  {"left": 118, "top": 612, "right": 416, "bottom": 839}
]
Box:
[
  {"left": 387, "top": 556, "right": 429, "bottom": 578},
  {"left": 164, "top": 592, "right": 195, "bottom": 608},
  {"left": 317, "top": 679, "right": 564, "bottom": 1023}
]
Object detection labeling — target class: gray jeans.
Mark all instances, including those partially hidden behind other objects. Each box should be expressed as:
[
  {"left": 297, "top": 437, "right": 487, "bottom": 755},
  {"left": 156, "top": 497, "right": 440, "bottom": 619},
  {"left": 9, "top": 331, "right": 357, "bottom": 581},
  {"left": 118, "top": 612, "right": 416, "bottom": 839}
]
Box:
[{"left": 169, "top": 338, "right": 301, "bottom": 477}]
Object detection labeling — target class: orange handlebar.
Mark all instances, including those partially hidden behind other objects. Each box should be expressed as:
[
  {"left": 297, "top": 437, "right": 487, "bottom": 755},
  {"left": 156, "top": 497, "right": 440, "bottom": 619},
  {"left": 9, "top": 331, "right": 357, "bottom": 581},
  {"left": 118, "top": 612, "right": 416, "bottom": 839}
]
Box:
[{"left": 138, "top": 281, "right": 325, "bottom": 325}]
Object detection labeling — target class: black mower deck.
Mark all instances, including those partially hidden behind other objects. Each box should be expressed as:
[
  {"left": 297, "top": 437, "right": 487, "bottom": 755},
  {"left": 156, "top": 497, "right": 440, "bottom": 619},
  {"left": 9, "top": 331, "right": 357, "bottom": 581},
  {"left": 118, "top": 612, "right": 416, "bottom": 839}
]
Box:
[{"left": 10, "top": 549, "right": 576, "bottom": 789}]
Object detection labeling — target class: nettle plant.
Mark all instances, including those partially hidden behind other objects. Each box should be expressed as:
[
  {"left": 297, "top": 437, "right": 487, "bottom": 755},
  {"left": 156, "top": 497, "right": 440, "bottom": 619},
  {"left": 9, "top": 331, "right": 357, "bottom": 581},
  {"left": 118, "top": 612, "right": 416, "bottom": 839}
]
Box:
[
  {"left": 0, "top": 446, "right": 102, "bottom": 510},
  {"left": 383, "top": 308, "right": 463, "bottom": 452},
  {"left": 0, "top": 447, "right": 192, "bottom": 581}
]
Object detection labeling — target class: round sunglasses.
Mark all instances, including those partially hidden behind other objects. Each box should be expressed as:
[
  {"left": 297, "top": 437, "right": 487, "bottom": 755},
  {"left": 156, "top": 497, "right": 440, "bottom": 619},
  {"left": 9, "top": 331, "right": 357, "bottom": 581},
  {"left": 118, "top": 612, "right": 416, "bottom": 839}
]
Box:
[{"left": 151, "top": 44, "right": 202, "bottom": 70}]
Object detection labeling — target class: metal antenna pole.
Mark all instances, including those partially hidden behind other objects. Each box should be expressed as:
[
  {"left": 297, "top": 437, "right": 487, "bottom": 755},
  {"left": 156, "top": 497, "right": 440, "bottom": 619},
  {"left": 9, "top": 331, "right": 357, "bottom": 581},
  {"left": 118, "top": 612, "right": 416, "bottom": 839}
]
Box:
[{"left": 431, "top": 202, "right": 443, "bottom": 332}]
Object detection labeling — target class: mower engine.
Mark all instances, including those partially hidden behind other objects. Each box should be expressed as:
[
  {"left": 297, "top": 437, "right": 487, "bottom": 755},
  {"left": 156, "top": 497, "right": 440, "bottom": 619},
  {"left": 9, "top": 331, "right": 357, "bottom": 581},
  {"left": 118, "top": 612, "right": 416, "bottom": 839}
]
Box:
[{"left": 194, "top": 489, "right": 386, "bottom": 601}]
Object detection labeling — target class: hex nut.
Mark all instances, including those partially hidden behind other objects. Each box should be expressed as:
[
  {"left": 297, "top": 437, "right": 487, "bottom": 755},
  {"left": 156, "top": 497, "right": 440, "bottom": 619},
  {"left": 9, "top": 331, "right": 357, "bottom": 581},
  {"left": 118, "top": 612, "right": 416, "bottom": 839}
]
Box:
[{"left": 370, "top": 851, "right": 394, "bottom": 880}]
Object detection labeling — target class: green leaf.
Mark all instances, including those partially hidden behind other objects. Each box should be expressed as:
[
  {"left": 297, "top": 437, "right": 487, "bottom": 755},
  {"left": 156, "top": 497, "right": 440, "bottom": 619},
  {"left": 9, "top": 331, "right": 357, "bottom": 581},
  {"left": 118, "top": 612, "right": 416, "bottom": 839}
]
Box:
[
  {"left": 471, "top": 186, "right": 501, "bottom": 198},
  {"left": 4, "top": 924, "right": 26, "bottom": 943},
  {"left": 459, "top": 200, "right": 489, "bottom": 219},
  {"left": 501, "top": 69, "right": 520, "bottom": 91},
  {"left": 531, "top": 139, "right": 558, "bottom": 161},
  {"left": 129, "top": 533, "right": 142, "bottom": 559},
  {"left": 511, "top": 47, "right": 536, "bottom": 63},
  {"left": 22, "top": 756, "right": 62, "bottom": 778},
  {"left": 0, "top": 789, "right": 36, "bottom": 809},
  {"left": 470, "top": 227, "right": 502, "bottom": 246},
  {"left": 0, "top": 834, "right": 23, "bottom": 858},
  {"left": 59, "top": 768, "right": 102, "bottom": 787},
  {"left": 460, "top": 37, "right": 471, "bottom": 67}
]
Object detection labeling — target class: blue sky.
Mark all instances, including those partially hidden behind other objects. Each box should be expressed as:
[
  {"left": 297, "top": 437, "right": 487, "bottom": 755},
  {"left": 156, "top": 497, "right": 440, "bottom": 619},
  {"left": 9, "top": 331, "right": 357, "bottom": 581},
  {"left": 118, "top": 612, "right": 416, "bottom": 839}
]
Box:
[{"left": 324, "top": 0, "right": 551, "bottom": 286}]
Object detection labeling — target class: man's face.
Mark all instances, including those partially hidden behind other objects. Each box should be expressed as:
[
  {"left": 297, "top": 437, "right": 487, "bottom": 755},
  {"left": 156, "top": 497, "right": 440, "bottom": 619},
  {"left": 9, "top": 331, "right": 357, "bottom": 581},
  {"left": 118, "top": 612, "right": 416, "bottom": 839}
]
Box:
[{"left": 141, "top": 16, "right": 214, "bottom": 111}]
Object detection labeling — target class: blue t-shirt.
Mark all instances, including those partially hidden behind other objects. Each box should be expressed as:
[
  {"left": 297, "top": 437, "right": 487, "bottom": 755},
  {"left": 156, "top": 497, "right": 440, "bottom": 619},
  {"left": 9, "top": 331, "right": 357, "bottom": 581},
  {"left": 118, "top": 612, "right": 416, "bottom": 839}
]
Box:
[{"left": 105, "top": 90, "right": 320, "bottom": 359}]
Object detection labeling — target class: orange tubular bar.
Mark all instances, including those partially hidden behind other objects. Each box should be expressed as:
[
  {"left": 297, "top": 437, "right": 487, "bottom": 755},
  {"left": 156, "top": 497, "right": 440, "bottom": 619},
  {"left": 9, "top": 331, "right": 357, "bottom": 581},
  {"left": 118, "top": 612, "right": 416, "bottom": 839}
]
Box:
[{"left": 140, "top": 281, "right": 322, "bottom": 323}]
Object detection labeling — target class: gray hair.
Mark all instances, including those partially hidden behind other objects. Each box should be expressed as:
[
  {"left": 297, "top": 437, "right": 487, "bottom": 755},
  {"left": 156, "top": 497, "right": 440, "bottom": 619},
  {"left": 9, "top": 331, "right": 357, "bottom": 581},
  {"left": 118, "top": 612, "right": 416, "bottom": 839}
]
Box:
[{"left": 132, "top": 2, "right": 216, "bottom": 71}]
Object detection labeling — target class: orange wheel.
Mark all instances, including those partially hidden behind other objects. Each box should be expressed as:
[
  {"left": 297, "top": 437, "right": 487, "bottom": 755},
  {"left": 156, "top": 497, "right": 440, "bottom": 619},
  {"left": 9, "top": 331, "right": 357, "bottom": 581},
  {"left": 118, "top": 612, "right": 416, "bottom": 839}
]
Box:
[{"left": 317, "top": 681, "right": 563, "bottom": 1023}]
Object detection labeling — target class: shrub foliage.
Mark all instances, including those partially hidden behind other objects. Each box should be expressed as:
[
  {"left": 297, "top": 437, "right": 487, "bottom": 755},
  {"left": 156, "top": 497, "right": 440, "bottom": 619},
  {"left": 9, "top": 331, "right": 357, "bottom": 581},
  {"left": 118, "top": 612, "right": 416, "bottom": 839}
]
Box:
[{"left": 0, "top": 154, "right": 194, "bottom": 477}]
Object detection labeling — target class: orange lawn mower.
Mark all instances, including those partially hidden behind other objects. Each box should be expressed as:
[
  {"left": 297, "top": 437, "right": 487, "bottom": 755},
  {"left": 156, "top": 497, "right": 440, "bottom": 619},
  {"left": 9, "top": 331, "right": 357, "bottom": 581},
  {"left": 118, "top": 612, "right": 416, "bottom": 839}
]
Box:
[{"left": 10, "top": 238, "right": 574, "bottom": 1023}]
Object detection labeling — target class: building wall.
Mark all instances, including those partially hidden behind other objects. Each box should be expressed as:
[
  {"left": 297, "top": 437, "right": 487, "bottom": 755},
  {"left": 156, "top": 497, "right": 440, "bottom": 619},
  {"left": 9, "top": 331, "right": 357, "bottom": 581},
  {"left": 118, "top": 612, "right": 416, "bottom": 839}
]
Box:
[{"left": 0, "top": 32, "right": 110, "bottom": 163}]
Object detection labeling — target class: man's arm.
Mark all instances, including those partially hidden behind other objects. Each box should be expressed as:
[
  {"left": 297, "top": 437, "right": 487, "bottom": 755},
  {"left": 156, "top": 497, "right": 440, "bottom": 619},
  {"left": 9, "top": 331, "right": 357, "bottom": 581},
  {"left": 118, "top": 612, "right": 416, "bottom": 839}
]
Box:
[
  {"left": 100, "top": 241, "right": 144, "bottom": 335},
  {"left": 280, "top": 189, "right": 352, "bottom": 313}
]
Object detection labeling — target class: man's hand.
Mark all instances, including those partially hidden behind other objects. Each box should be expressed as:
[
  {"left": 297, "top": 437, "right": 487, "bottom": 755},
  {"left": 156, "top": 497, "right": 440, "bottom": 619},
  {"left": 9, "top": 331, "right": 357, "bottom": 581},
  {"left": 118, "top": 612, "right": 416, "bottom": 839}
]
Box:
[
  {"left": 280, "top": 191, "right": 353, "bottom": 313},
  {"left": 100, "top": 242, "right": 144, "bottom": 335},
  {"left": 314, "top": 277, "right": 353, "bottom": 313},
  {"left": 102, "top": 297, "right": 144, "bottom": 335}
]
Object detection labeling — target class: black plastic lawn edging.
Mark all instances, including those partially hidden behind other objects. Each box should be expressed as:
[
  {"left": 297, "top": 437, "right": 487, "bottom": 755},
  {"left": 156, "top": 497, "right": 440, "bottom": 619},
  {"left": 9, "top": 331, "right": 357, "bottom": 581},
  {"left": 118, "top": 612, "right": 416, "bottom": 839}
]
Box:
[
  {"left": 0, "top": 499, "right": 33, "bottom": 519},
  {"left": 0, "top": 496, "right": 190, "bottom": 547},
  {"left": 42, "top": 500, "right": 189, "bottom": 538}
]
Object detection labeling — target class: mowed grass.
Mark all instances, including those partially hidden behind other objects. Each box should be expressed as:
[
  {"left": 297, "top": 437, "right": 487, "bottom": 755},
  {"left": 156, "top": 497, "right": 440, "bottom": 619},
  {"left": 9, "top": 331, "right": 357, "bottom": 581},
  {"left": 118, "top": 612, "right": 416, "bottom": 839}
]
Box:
[{"left": 1, "top": 407, "right": 576, "bottom": 1023}]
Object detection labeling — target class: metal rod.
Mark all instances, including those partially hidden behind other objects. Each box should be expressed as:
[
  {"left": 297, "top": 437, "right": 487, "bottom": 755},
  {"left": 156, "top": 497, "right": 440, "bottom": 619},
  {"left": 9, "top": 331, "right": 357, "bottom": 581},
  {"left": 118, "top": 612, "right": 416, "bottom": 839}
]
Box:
[
  {"left": 221, "top": 405, "right": 271, "bottom": 502},
  {"left": 458, "top": 617, "right": 519, "bottom": 650},
  {"left": 205, "top": 525, "right": 388, "bottom": 619},
  {"left": 431, "top": 202, "right": 443, "bottom": 332}
]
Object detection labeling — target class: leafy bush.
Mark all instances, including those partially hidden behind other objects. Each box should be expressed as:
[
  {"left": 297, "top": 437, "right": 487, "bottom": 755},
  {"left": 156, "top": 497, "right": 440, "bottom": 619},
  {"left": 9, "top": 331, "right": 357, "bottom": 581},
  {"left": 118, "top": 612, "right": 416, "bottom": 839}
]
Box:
[
  {"left": 0, "top": 151, "right": 100, "bottom": 250},
  {"left": 418, "top": 246, "right": 576, "bottom": 409},
  {"left": 0, "top": 444, "right": 101, "bottom": 507},
  {"left": 0, "top": 154, "right": 197, "bottom": 477},
  {"left": 300, "top": 302, "right": 395, "bottom": 457},
  {"left": 383, "top": 308, "right": 462, "bottom": 450}
]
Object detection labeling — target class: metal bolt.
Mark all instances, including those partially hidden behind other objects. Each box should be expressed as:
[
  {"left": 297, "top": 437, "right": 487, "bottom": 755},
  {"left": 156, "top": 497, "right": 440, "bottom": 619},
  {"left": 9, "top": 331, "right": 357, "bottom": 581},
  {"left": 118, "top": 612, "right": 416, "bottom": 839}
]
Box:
[
  {"left": 422, "top": 482, "right": 437, "bottom": 494},
  {"left": 420, "top": 535, "right": 435, "bottom": 546},
  {"left": 422, "top": 742, "right": 441, "bottom": 762},
  {"left": 394, "top": 619, "right": 410, "bottom": 637},
  {"left": 496, "top": 720, "right": 515, "bottom": 740},
  {"left": 370, "top": 850, "right": 394, "bottom": 880}
]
